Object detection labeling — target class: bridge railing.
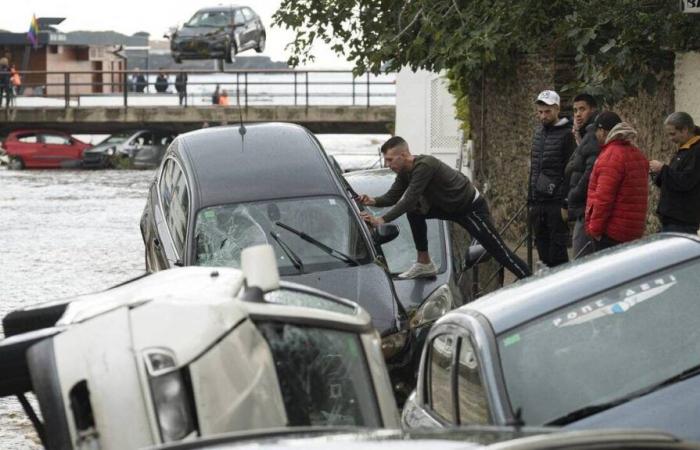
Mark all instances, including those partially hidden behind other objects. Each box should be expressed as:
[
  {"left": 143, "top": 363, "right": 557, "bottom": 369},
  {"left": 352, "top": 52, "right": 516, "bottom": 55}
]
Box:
[{"left": 8, "top": 69, "right": 396, "bottom": 109}]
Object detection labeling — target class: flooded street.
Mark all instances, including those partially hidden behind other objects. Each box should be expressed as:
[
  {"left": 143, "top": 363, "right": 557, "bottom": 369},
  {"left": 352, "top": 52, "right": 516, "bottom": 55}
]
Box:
[{"left": 0, "top": 133, "right": 386, "bottom": 448}]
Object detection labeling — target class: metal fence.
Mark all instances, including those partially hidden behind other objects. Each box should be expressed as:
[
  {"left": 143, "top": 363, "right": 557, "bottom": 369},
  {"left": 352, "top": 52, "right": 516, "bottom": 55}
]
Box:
[{"left": 7, "top": 69, "right": 396, "bottom": 109}]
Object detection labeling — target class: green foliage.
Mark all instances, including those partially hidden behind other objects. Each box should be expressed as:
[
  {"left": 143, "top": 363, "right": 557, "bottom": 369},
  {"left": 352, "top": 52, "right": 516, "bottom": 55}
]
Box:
[{"left": 273, "top": 0, "right": 700, "bottom": 104}]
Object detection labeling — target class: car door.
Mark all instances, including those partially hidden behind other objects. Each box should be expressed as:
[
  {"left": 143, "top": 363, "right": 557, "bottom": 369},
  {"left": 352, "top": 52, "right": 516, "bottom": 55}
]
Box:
[
  {"left": 242, "top": 7, "right": 263, "bottom": 44},
  {"left": 39, "top": 132, "right": 81, "bottom": 167},
  {"left": 232, "top": 8, "right": 249, "bottom": 50}
]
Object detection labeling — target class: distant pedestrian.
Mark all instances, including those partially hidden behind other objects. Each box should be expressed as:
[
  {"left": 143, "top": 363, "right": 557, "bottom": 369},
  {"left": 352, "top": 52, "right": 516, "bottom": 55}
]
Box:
[
  {"left": 359, "top": 136, "right": 531, "bottom": 279},
  {"left": 528, "top": 90, "right": 576, "bottom": 267},
  {"left": 563, "top": 93, "right": 599, "bottom": 258},
  {"left": 10, "top": 64, "right": 21, "bottom": 96},
  {"left": 585, "top": 112, "right": 649, "bottom": 251},
  {"left": 133, "top": 69, "right": 147, "bottom": 93},
  {"left": 155, "top": 70, "right": 169, "bottom": 93},
  {"left": 0, "top": 57, "right": 12, "bottom": 108},
  {"left": 175, "top": 72, "right": 188, "bottom": 106},
  {"left": 218, "top": 89, "right": 229, "bottom": 106},
  {"left": 649, "top": 112, "right": 700, "bottom": 234},
  {"left": 212, "top": 84, "right": 220, "bottom": 105}
]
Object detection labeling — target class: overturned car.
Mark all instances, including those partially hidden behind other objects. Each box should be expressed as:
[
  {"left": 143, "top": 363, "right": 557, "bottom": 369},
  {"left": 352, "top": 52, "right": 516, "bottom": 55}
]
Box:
[{"left": 0, "top": 245, "right": 398, "bottom": 450}]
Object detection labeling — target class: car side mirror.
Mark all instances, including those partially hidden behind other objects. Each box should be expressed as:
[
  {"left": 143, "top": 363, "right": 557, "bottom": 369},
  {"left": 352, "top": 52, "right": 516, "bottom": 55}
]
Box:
[
  {"left": 464, "top": 243, "right": 491, "bottom": 268},
  {"left": 373, "top": 223, "right": 399, "bottom": 245}
]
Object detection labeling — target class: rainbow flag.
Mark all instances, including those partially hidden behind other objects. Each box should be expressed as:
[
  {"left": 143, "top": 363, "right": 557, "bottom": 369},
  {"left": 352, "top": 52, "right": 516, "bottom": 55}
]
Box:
[{"left": 27, "top": 14, "right": 39, "bottom": 48}]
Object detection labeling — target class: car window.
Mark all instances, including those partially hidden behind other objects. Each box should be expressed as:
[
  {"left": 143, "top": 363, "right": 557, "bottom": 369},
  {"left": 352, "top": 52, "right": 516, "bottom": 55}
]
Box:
[
  {"left": 233, "top": 9, "right": 246, "bottom": 25},
  {"left": 159, "top": 159, "right": 190, "bottom": 255},
  {"left": 241, "top": 8, "right": 255, "bottom": 21},
  {"left": 194, "top": 196, "right": 372, "bottom": 274},
  {"left": 499, "top": 258, "right": 700, "bottom": 425},
  {"left": 367, "top": 206, "right": 445, "bottom": 274},
  {"left": 256, "top": 322, "right": 381, "bottom": 427},
  {"left": 429, "top": 334, "right": 455, "bottom": 423},
  {"left": 457, "top": 336, "right": 491, "bottom": 424},
  {"left": 42, "top": 134, "right": 71, "bottom": 145},
  {"left": 17, "top": 134, "right": 38, "bottom": 143}
]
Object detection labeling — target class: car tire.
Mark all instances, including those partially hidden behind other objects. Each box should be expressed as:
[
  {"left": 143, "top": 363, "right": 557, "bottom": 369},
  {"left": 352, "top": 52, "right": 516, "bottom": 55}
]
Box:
[
  {"left": 255, "top": 33, "right": 266, "bottom": 53},
  {"left": 8, "top": 157, "right": 24, "bottom": 170},
  {"left": 225, "top": 41, "right": 237, "bottom": 64}
]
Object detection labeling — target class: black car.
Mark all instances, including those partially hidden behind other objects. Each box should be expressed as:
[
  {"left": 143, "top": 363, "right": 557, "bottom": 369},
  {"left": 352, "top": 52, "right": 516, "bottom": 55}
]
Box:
[
  {"left": 139, "top": 123, "right": 431, "bottom": 401},
  {"left": 170, "top": 6, "right": 265, "bottom": 64},
  {"left": 403, "top": 233, "right": 700, "bottom": 441}
]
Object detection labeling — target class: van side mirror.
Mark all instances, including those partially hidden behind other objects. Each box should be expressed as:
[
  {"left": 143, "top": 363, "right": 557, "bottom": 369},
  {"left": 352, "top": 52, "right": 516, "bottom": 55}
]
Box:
[{"left": 373, "top": 223, "right": 399, "bottom": 245}]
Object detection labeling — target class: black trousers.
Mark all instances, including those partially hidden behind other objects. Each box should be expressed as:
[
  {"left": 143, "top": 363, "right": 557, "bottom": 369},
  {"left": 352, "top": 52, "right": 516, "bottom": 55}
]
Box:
[
  {"left": 592, "top": 235, "right": 619, "bottom": 252},
  {"left": 530, "top": 203, "right": 569, "bottom": 268},
  {"left": 660, "top": 217, "right": 699, "bottom": 234},
  {"left": 0, "top": 86, "right": 12, "bottom": 107},
  {"left": 407, "top": 196, "right": 531, "bottom": 279}
]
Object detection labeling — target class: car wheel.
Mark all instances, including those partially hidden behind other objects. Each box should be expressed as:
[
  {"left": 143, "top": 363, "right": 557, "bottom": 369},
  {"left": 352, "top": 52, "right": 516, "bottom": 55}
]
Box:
[
  {"left": 225, "top": 41, "right": 237, "bottom": 64},
  {"left": 255, "top": 33, "right": 266, "bottom": 53},
  {"left": 8, "top": 157, "right": 24, "bottom": 170}
]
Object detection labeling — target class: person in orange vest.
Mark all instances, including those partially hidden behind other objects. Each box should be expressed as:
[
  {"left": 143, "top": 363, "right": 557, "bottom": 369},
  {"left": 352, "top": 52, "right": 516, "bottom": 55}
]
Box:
[
  {"left": 218, "top": 89, "right": 229, "bottom": 106},
  {"left": 10, "top": 64, "right": 21, "bottom": 96}
]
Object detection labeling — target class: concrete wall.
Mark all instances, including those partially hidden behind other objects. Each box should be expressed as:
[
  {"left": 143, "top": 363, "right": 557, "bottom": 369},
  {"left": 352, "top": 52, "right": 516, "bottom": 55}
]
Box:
[{"left": 675, "top": 52, "right": 700, "bottom": 122}]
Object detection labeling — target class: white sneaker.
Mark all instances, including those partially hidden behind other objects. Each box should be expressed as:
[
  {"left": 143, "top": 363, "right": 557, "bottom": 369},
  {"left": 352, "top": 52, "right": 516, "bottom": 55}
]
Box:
[{"left": 398, "top": 261, "right": 438, "bottom": 279}]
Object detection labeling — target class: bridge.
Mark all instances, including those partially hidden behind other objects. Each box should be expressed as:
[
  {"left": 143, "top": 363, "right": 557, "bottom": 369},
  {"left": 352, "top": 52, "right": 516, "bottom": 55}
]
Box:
[{"left": 0, "top": 69, "right": 396, "bottom": 135}]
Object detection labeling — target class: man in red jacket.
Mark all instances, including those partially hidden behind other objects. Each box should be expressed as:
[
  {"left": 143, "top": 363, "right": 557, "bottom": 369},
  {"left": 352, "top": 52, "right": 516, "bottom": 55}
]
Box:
[{"left": 585, "top": 112, "right": 649, "bottom": 251}]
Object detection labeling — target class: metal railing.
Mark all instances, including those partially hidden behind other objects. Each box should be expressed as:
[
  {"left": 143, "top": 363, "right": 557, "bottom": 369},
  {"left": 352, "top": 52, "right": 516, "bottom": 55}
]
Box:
[
  {"left": 469, "top": 204, "right": 533, "bottom": 298},
  {"left": 5, "top": 69, "right": 396, "bottom": 109}
]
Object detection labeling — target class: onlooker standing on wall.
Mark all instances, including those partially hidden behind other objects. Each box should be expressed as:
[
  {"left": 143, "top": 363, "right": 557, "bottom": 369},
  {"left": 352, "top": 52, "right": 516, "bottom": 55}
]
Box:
[
  {"left": 0, "top": 58, "right": 12, "bottom": 108},
  {"left": 155, "top": 70, "right": 169, "bottom": 93},
  {"left": 585, "top": 112, "right": 649, "bottom": 251},
  {"left": 649, "top": 112, "right": 700, "bottom": 234},
  {"left": 133, "top": 69, "right": 147, "bottom": 93},
  {"left": 563, "top": 93, "right": 599, "bottom": 258},
  {"left": 218, "top": 89, "right": 230, "bottom": 106},
  {"left": 9, "top": 64, "right": 21, "bottom": 96},
  {"left": 528, "top": 90, "right": 576, "bottom": 267},
  {"left": 175, "top": 72, "right": 188, "bottom": 106}
]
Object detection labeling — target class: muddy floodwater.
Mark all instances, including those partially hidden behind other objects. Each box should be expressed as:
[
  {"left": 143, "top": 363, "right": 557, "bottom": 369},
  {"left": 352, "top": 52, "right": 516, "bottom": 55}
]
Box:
[{"left": 0, "top": 134, "right": 386, "bottom": 448}]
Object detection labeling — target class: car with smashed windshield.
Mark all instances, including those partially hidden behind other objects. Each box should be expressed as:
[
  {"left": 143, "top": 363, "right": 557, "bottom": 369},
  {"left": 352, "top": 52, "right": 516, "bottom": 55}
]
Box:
[
  {"left": 139, "top": 123, "right": 448, "bottom": 403},
  {"left": 0, "top": 245, "right": 398, "bottom": 450},
  {"left": 402, "top": 233, "right": 700, "bottom": 441},
  {"left": 169, "top": 5, "right": 266, "bottom": 64}
]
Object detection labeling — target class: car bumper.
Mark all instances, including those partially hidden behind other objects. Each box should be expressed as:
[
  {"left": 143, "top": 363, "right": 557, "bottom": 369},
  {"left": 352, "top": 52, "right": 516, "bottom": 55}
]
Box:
[{"left": 171, "top": 41, "right": 227, "bottom": 59}]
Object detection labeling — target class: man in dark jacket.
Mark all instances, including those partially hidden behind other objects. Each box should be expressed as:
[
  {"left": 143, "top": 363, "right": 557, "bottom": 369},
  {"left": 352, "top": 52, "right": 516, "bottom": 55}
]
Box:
[
  {"left": 564, "top": 93, "right": 599, "bottom": 258},
  {"left": 155, "top": 71, "right": 169, "bottom": 93},
  {"left": 650, "top": 112, "right": 700, "bottom": 234},
  {"left": 175, "top": 72, "right": 188, "bottom": 106},
  {"left": 529, "top": 90, "right": 576, "bottom": 267},
  {"left": 359, "top": 136, "right": 531, "bottom": 280},
  {"left": 585, "top": 112, "right": 649, "bottom": 251},
  {"left": 0, "top": 57, "right": 12, "bottom": 108}
]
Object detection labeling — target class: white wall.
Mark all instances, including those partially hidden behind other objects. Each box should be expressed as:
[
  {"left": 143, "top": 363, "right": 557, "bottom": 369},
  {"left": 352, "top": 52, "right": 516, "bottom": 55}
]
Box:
[
  {"left": 675, "top": 52, "right": 700, "bottom": 123},
  {"left": 395, "top": 68, "right": 471, "bottom": 177}
]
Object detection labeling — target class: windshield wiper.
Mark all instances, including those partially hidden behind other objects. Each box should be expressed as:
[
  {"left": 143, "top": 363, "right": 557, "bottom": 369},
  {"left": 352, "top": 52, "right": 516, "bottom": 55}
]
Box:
[
  {"left": 269, "top": 231, "right": 304, "bottom": 274},
  {"left": 275, "top": 221, "right": 359, "bottom": 267},
  {"left": 549, "top": 363, "right": 700, "bottom": 425}
]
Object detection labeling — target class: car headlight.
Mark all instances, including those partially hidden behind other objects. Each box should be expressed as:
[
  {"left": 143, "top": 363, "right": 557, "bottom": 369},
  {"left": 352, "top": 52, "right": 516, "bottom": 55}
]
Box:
[
  {"left": 144, "top": 349, "right": 196, "bottom": 443},
  {"left": 409, "top": 284, "right": 453, "bottom": 329},
  {"left": 106, "top": 147, "right": 115, "bottom": 156},
  {"left": 381, "top": 330, "right": 408, "bottom": 359}
]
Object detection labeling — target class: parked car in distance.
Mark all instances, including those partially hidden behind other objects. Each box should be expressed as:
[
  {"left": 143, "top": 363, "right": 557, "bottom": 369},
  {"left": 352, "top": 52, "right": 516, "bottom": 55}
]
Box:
[
  {"left": 82, "top": 130, "right": 177, "bottom": 169},
  {"left": 153, "top": 427, "right": 699, "bottom": 450},
  {"left": 402, "top": 233, "right": 700, "bottom": 441},
  {"left": 3, "top": 129, "right": 91, "bottom": 169},
  {"left": 0, "top": 245, "right": 399, "bottom": 450},
  {"left": 139, "top": 123, "right": 443, "bottom": 404},
  {"left": 170, "top": 5, "right": 266, "bottom": 63}
]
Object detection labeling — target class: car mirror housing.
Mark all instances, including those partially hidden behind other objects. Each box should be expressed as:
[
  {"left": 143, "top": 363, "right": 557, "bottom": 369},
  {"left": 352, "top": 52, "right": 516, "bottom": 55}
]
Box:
[{"left": 374, "top": 223, "right": 399, "bottom": 245}]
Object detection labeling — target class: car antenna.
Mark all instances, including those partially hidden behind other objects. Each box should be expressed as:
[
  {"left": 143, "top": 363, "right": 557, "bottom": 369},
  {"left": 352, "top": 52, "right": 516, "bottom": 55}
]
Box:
[
  {"left": 236, "top": 81, "right": 246, "bottom": 148},
  {"left": 506, "top": 407, "right": 525, "bottom": 430}
]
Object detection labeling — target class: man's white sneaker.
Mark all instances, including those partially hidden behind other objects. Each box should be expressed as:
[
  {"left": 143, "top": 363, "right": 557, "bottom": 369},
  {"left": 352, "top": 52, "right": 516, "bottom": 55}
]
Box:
[{"left": 398, "top": 261, "right": 438, "bottom": 279}]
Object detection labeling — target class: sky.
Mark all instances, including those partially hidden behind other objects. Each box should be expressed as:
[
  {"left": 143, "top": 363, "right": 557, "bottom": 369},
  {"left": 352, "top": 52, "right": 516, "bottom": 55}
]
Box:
[{"left": 0, "top": 0, "right": 352, "bottom": 69}]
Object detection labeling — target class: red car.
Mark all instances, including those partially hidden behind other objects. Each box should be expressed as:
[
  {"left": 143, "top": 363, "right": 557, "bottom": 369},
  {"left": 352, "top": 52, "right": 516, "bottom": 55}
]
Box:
[{"left": 3, "top": 130, "right": 91, "bottom": 169}]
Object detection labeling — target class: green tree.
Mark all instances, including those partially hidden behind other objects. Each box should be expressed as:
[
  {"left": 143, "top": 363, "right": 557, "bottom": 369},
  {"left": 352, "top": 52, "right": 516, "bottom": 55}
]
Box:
[{"left": 274, "top": 0, "right": 699, "bottom": 104}]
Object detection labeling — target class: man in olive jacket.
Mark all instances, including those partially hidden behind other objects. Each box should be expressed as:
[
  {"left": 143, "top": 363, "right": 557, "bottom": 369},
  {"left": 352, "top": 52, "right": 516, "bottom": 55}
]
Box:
[
  {"left": 650, "top": 112, "right": 700, "bottom": 234},
  {"left": 529, "top": 90, "right": 576, "bottom": 267},
  {"left": 359, "top": 136, "right": 530, "bottom": 280}
]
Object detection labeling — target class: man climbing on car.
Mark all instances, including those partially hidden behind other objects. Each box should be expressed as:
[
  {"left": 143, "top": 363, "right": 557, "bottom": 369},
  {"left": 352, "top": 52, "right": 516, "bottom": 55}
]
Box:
[{"left": 359, "top": 136, "right": 531, "bottom": 280}]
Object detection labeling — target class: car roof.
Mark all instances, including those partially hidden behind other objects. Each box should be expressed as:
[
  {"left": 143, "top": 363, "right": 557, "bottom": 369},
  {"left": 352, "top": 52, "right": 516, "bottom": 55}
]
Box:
[
  {"left": 195, "top": 5, "right": 242, "bottom": 13},
  {"left": 175, "top": 123, "right": 343, "bottom": 209},
  {"left": 460, "top": 233, "right": 700, "bottom": 334}
]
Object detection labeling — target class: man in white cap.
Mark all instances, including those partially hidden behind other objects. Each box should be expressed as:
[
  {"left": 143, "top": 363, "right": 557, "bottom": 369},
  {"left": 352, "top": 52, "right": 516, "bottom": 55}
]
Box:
[{"left": 528, "top": 90, "right": 576, "bottom": 267}]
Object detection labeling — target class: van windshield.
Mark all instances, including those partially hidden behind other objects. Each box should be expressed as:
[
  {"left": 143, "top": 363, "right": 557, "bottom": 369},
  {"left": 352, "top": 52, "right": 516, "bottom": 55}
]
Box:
[{"left": 194, "top": 196, "right": 371, "bottom": 275}]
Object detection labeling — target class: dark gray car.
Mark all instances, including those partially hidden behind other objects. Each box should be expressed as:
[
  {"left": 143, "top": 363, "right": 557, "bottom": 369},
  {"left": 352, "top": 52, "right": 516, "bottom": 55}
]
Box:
[
  {"left": 402, "top": 233, "right": 700, "bottom": 441},
  {"left": 170, "top": 6, "right": 266, "bottom": 63},
  {"left": 139, "top": 123, "right": 433, "bottom": 400},
  {"left": 82, "top": 130, "right": 176, "bottom": 169}
]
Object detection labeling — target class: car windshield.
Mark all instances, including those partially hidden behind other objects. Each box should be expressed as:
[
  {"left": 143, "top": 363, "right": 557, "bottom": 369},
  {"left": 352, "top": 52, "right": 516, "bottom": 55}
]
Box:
[
  {"left": 194, "top": 196, "right": 371, "bottom": 275},
  {"left": 498, "top": 258, "right": 700, "bottom": 425},
  {"left": 256, "top": 321, "right": 381, "bottom": 427},
  {"left": 365, "top": 206, "right": 445, "bottom": 274},
  {"left": 264, "top": 289, "right": 356, "bottom": 315},
  {"left": 185, "top": 10, "right": 230, "bottom": 27}
]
